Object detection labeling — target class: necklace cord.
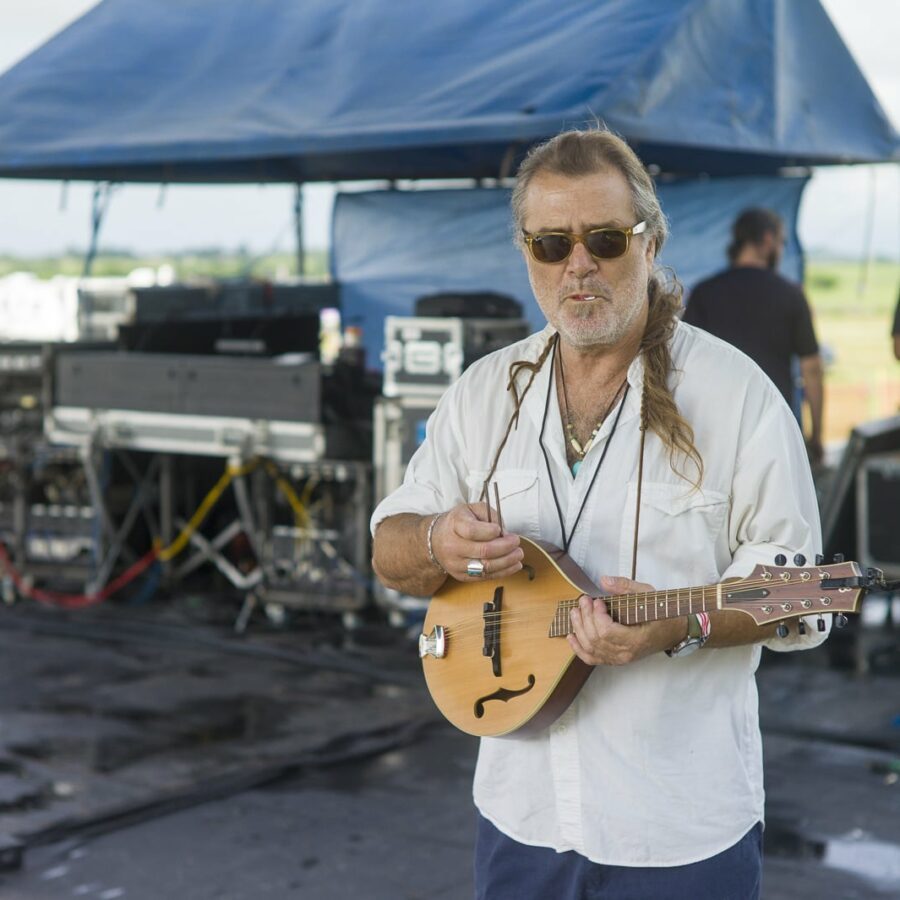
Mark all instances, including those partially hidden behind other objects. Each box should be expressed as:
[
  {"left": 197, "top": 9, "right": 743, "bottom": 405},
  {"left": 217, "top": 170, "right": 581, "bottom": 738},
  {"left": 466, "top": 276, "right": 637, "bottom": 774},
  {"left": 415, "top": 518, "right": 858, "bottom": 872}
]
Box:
[
  {"left": 480, "top": 333, "right": 559, "bottom": 503},
  {"left": 478, "top": 332, "right": 647, "bottom": 583},
  {"left": 539, "top": 340, "right": 630, "bottom": 553},
  {"left": 538, "top": 341, "right": 567, "bottom": 547},
  {"left": 630, "top": 382, "right": 648, "bottom": 581}
]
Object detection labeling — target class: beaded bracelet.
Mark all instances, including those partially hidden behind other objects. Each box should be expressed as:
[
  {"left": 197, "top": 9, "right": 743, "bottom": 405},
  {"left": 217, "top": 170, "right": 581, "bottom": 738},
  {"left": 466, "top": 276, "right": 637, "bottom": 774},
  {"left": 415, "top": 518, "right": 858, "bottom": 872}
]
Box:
[{"left": 426, "top": 513, "right": 446, "bottom": 574}]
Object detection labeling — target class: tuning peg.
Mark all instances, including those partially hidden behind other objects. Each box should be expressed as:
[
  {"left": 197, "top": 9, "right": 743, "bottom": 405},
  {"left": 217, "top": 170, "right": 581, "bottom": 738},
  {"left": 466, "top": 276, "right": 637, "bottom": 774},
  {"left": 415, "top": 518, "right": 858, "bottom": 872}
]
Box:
[
  {"left": 797, "top": 619, "right": 807, "bottom": 635},
  {"left": 774, "top": 554, "right": 787, "bottom": 566},
  {"left": 815, "top": 554, "right": 824, "bottom": 566},
  {"left": 832, "top": 553, "right": 844, "bottom": 563},
  {"left": 793, "top": 554, "right": 806, "bottom": 566},
  {"left": 776, "top": 623, "right": 790, "bottom": 638},
  {"left": 834, "top": 613, "right": 848, "bottom": 629},
  {"left": 817, "top": 616, "right": 827, "bottom": 632}
]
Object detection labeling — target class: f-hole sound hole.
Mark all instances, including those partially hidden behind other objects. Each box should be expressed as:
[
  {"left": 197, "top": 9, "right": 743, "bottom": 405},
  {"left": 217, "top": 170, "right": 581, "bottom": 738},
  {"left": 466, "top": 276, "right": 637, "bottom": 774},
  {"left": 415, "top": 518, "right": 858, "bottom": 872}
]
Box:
[{"left": 474, "top": 674, "right": 536, "bottom": 718}]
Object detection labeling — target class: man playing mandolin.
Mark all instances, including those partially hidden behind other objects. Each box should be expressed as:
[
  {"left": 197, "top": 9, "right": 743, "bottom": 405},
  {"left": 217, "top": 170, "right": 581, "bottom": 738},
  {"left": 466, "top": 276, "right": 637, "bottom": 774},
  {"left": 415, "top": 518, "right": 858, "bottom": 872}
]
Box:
[{"left": 371, "top": 129, "right": 829, "bottom": 899}]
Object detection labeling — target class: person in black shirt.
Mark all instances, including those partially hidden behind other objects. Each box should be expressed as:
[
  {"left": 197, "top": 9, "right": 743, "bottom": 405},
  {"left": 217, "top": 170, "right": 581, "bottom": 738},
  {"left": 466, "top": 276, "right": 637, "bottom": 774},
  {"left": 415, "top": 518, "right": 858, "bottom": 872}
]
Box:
[{"left": 683, "top": 208, "right": 824, "bottom": 465}]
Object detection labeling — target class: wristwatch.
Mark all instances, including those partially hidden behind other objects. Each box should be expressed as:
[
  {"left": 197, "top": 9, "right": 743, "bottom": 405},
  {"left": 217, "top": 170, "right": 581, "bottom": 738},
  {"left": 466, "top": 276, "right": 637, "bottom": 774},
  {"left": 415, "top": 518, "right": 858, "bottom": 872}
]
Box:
[{"left": 666, "top": 612, "right": 711, "bottom": 658}]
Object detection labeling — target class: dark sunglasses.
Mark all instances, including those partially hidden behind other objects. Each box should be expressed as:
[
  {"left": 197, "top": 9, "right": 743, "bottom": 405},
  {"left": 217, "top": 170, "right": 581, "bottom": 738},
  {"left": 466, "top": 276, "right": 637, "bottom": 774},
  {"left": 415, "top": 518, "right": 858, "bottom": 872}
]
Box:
[{"left": 522, "top": 221, "right": 647, "bottom": 264}]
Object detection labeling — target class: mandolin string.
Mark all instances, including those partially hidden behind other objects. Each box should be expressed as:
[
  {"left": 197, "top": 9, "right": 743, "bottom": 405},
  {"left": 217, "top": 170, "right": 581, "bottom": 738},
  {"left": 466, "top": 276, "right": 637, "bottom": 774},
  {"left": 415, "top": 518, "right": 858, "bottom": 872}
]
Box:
[
  {"left": 443, "top": 602, "right": 722, "bottom": 639},
  {"left": 443, "top": 595, "right": 839, "bottom": 641},
  {"left": 452, "top": 570, "right": 838, "bottom": 622},
  {"left": 445, "top": 605, "right": 705, "bottom": 640},
  {"left": 437, "top": 578, "right": 843, "bottom": 638},
  {"left": 455, "top": 572, "right": 836, "bottom": 619},
  {"left": 442, "top": 592, "right": 840, "bottom": 633},
  {"left": 440, "top": 571, "right": 849, "bottom": 630}
]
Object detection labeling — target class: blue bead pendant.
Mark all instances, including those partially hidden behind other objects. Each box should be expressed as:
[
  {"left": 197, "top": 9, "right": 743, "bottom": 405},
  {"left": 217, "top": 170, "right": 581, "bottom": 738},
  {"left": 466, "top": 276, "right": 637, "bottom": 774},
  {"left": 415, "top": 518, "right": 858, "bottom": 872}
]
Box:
[{"left": 571, "top": 459, "right": 581, "bottom": 476}]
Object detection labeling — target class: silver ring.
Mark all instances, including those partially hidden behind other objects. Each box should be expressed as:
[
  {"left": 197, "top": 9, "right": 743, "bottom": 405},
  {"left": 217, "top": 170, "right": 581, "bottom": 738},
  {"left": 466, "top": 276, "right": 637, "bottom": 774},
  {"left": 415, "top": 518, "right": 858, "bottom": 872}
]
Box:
[{"left": 466, "top": 559, "right": 486, "bottom": 578}]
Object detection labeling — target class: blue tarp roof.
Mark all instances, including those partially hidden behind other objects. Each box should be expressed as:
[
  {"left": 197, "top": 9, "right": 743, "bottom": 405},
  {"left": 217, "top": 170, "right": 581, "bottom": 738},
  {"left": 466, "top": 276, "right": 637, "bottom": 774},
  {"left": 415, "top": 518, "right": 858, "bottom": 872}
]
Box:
[
  {"left": 0, "top": 0, "right": 896, "bottom": 183},
  {"left": 332, "top": 176, "right": 808, "bottom": 370}
]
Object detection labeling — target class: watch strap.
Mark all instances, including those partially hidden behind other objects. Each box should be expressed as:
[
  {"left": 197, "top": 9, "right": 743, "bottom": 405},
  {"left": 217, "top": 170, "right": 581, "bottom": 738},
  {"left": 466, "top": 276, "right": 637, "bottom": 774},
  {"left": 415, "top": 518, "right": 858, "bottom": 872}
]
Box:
[{"left": 666, "top": 612, "right": 711, "bottom": 658}]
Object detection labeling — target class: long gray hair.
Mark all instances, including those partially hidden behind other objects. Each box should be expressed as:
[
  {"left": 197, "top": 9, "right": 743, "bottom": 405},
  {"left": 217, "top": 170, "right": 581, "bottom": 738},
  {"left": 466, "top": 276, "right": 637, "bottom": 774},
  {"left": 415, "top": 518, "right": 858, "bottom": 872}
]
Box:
[{"left": 494, "top": 129, "right": 703, "bottom": 488}]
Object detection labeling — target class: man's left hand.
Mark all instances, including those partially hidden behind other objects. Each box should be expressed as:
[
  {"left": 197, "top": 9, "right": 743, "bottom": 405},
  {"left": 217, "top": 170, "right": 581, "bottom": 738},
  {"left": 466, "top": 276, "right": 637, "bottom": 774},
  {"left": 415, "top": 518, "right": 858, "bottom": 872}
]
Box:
[{"left": 567, "top": 575, "right": 684, "bottom": 666}]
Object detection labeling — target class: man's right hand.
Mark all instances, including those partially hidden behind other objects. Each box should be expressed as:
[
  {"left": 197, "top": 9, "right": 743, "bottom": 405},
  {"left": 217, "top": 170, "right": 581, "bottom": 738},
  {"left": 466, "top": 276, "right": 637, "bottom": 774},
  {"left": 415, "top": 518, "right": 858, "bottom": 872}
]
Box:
[{"left": 432, "top": 501, "right": 524, "bottom": 582}]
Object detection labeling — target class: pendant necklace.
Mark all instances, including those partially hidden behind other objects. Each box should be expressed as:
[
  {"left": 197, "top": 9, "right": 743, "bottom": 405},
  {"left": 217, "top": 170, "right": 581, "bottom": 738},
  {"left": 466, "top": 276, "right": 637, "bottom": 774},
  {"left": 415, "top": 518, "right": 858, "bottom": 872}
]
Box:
[
  {"left": 538, "top": 339, "right": 630, "bottom": 552},
  {"left": 557, "top": 348, "right": 629, "bottom": 476}
]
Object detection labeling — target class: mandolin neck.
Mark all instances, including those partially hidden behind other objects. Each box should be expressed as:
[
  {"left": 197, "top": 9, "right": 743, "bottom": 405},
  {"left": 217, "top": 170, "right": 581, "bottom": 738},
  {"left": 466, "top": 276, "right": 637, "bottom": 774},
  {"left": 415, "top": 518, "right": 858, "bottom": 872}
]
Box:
[{"left": 550, "top": 585, "right": 720, "bottom": 636}]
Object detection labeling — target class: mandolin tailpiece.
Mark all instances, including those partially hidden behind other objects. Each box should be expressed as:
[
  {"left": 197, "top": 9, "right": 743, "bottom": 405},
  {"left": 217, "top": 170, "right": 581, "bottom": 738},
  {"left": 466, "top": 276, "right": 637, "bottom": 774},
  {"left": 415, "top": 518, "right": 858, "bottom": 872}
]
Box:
[{"left": 418, "top": 625, "right": 446, "bottom": 659}]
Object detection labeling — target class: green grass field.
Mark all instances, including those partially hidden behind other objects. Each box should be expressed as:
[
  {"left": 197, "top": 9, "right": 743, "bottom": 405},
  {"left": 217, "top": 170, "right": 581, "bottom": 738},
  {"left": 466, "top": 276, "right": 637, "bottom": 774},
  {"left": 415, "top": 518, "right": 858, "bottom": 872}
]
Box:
[{"left": 0, "top": 249, "right": 329, "bottom": 280}]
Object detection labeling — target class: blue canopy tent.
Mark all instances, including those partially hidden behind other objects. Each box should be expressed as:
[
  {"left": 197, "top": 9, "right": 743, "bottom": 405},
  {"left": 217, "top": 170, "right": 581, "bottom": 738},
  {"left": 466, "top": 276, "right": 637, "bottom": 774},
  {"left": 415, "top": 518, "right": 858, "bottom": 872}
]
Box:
[
  {"left": 0, "top": 0, "right": 895, "bottom": 181},
  {"left": 0, "top": 0, "right": 896, "bottom": 363}
]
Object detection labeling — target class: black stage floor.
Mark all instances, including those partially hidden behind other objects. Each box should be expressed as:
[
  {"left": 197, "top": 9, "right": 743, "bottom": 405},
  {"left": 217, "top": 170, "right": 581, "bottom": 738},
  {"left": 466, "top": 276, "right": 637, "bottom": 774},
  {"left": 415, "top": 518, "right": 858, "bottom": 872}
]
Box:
[{"left": 0, "top": 598, "right": 898, "bottom": 899}]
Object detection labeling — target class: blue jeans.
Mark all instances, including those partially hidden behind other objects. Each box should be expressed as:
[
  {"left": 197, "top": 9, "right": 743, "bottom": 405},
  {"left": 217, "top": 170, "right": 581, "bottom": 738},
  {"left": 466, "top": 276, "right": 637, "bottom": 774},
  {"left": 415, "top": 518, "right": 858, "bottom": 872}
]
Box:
[{"left": 474, "top": 814, "right": 762, "bottom": 900}]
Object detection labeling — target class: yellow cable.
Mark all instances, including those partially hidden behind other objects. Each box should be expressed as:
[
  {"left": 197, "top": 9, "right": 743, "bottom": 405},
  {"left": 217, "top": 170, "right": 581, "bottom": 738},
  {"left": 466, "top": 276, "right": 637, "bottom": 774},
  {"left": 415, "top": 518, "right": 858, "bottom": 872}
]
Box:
[
  {"left": 157, "top": 459, "right": 258, "bottom": 562},
  {"left": 264, "top": 461, "right": 309, "bottom": 527},
  {"left": 156, "top": 458, "right": 312, "bottom": 566},
  {"left": 263, "top": 461, "right": 311, "bottom": 562},
  {"left": 299, "top": 474, "right": 318, "bottom": 509}
]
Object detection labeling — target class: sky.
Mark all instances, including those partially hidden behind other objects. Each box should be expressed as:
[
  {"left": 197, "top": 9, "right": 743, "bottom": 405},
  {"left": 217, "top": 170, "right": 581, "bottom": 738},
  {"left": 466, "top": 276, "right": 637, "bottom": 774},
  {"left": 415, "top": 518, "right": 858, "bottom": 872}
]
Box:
[{"left": 0, "top": 0, "right": 897, "bottom": 261}]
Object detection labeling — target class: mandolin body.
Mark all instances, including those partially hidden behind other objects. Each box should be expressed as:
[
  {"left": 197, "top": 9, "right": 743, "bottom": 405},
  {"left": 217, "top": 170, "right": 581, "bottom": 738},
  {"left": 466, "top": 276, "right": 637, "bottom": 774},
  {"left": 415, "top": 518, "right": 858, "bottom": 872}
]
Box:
[{"left": 422, "top": 537, "right": 596, "bottom": 738}]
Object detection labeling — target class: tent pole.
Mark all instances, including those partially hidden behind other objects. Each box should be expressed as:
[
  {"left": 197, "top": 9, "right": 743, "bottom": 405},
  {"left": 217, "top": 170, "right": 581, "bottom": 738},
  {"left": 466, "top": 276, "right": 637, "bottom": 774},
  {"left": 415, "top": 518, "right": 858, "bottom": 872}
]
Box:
[
  {"left": 294, "top": 183, "right": 305, "bottom": 277},
  {"left": 82, "top": 182, "right": 115, "bottom": 277}
]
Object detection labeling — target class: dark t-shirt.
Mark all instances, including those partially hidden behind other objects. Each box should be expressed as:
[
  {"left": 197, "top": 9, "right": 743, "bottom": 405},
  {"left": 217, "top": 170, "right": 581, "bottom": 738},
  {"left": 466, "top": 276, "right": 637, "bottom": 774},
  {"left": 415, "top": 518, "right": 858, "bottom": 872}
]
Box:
[
  {"left": 683, "top": 266, "right": 819, "bottom": 407},
  {"left": 891, "top": 292, "right": 900, "bottom": 337}
]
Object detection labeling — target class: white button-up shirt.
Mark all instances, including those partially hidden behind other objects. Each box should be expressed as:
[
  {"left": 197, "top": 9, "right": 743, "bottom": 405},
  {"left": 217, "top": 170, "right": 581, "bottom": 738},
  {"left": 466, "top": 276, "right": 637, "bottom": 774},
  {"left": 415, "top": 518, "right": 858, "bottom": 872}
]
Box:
[{"left": 372, "top": 320, "right": 828, "bottom": 866}]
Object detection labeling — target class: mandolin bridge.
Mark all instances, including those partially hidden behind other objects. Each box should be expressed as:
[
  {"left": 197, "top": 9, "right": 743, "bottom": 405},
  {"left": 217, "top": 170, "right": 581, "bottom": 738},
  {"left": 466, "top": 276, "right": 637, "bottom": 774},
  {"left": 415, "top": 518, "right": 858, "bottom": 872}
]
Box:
[{"left": 482, "top": 586, "right": 503, "bottom": 676}]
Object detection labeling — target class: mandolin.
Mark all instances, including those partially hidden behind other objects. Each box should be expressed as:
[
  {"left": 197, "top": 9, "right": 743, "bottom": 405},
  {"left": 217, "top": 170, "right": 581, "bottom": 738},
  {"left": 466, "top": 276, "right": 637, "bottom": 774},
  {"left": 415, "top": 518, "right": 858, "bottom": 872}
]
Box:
[{"left": 418, "top": 535, "right": 885, "bottom": 738}]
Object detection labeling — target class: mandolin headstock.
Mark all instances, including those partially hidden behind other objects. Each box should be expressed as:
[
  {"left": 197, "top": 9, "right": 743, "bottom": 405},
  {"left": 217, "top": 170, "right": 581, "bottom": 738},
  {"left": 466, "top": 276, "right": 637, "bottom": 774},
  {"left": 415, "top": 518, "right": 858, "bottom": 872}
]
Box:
[{"left": 722, "top": 560, "right": 873, "bottom": 626}]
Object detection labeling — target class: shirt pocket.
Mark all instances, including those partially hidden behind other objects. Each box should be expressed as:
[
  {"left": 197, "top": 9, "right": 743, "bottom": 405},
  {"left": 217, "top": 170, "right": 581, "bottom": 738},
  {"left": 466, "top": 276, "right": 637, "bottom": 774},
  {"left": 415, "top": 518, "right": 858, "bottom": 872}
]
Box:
[
  {"left": 464, "top": 468, "right": 541, "bottom": 538},
  {"left": 619, "top": 481, "right": 729, "bottom": 587}
]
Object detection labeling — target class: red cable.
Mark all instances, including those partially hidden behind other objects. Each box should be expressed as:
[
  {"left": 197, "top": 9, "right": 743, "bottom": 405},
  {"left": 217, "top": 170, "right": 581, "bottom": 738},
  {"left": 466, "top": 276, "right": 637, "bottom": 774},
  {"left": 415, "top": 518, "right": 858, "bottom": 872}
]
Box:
[{"left": 0, "top": 541, "right": 159, "bottom": 609}]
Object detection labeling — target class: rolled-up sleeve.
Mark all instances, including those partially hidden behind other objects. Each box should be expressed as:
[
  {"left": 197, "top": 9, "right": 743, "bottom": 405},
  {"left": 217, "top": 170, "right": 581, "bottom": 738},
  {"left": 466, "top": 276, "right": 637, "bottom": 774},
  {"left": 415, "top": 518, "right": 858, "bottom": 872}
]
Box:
[
  {"left": 370, "top": 382, "right": 469, "bottom": 535},
  {"left": 721, "top": 401, "right": 831, "bottom": 651}
]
